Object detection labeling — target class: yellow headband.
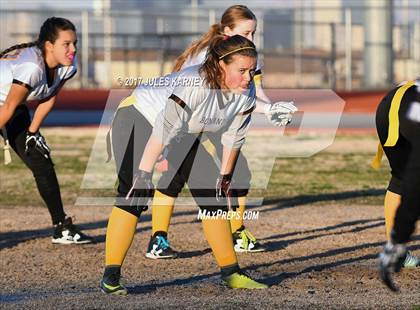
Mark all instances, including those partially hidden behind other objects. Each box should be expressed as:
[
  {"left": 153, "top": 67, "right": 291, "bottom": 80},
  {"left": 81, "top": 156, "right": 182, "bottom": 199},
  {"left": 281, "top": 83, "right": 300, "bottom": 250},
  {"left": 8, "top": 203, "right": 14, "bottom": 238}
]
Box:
[{"left": 219, "top": 47, "right": 255, "bottom": 60}]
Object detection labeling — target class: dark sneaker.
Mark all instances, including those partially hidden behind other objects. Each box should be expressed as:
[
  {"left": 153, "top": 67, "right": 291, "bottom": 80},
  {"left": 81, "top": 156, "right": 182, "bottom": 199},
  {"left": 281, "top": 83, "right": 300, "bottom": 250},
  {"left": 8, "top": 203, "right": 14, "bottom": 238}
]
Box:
[
  {"left": 145, "top": 233, "right": 177, "bottom": 259},
  {"left": 52, "top": 217, "right": 93, "bottom": 244},
  {"left": 100, "top": 274, "right": 127, "bottom": 295},
  {"left": 233, "top": 226, "right": 266, "bottom": 253}
]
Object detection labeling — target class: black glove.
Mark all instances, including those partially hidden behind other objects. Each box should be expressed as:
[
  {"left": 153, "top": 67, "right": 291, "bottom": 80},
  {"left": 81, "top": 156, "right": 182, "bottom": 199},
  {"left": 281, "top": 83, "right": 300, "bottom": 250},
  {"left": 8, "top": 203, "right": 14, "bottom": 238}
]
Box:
[
  {"left": 125, "top": 170, "right": 154, "bottom": 213},
  {"left": 216, "top": 174, "right": 238, "bottom": 211},
  {"left": 25, "top": 130, "right": 50, "bottom": 159}
]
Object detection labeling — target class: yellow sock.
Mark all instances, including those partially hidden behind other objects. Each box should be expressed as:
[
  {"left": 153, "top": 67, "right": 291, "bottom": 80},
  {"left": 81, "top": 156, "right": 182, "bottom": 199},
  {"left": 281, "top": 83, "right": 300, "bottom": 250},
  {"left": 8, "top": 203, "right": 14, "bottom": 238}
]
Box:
[
  {"left": 384, "top": 190, "right": 401, "bottom": 240},
  {"left": 202, "top": 217, "right": 238, "bottom": 268},
  {"left": 230, "top": 196, "right": 247, "bottom": 233},
  {"left": 151, "top": 191, "right": 176, "bottom": 235},
  {"left": 105, "top": 207, "right": 138, "bottom": 266}
]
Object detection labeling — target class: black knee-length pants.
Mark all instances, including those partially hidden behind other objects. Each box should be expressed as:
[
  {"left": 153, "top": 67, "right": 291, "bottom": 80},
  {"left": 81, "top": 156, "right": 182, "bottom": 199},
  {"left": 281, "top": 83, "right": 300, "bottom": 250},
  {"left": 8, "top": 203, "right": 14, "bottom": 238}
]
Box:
[{"left": 1, "top": 105, "right": 66, "bottom": 224}]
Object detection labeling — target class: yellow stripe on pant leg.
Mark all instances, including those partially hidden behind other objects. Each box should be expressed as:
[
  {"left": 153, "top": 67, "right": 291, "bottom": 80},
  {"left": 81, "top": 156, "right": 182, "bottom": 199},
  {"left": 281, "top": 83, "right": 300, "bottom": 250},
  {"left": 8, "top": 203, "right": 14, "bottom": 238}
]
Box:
[
  {"left": 201, "top": 138, "right": 217, "bottom": 157},
  {"left": 105, "top": 207, "right": 138, "bottom": 266},
  {"left": 371, "top": 81, "right": 415, "bottom": 169},
  {"left": 106, "top": 95, "right": 138, "bottom": 162},
  {"left": 384, "top": 81, "right": 415, "bottom": 147},
  {"left": 151, "top": 191, "right": 176, "bottom": 235}
]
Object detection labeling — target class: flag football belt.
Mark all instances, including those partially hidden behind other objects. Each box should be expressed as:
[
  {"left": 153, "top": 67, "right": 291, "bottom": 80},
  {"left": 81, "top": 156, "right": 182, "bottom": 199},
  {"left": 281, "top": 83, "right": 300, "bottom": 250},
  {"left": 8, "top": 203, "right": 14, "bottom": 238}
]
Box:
[
  {"left": 106, "top": 95, "right": 137, "bottom": 162},
  {"left": 2, "top": 127, "right": 12, "bottom": 165}
]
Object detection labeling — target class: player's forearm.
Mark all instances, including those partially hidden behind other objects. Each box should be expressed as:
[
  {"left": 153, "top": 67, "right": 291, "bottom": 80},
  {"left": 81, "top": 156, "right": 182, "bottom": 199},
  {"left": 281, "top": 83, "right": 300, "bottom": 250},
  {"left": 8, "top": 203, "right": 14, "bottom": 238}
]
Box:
[
  {"left": 0, "top": 105, "right": 16, "bottom": 128},
  {"left": 253, "top": 86, "right": 271, "bottom": 114},
  {"left": 220, "top": 147, "right": 240, "bottom": 175},
  {"left": 254, "top": 98, "right": 269, "bottom": 114},
  {"left": 256, "top": 86, "right": 271, "bottom": 103},
  {"left": 29, "top": 96, "right": 56, "bottom": 132},
  {"left": 139, "top": 135, "right": 165, "bottom": 172},
  {"left": 0, "top": 84, "right": 29, "bottom": 128}
]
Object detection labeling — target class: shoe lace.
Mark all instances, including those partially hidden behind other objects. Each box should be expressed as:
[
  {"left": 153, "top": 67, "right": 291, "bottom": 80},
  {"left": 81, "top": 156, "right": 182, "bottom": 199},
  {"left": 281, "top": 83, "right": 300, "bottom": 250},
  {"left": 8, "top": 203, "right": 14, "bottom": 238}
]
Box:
[
  {"left": 156, "top": 235, "right": 170, "bottom": 250},
  {"left": 106, "top": 273, "right": 125, "bottom": 287},
  {"left": 239, "top": 229, "right": 256, "bottom": 249},
  {"left": 63, "top": 217, "right": 86, "bottom": 236},
  {"left": 62, "top": 216, "right": 75, "bottom": 229},
  {"left": 236, "top": 271, "right": 253, "bottom": 281}
]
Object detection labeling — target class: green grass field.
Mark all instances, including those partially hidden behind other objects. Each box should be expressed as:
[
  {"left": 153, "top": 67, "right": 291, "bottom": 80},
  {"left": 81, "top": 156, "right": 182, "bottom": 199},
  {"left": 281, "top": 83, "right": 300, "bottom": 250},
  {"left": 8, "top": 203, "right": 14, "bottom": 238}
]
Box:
[{"left": 0, "top": 128, "right": 390, "bottom": 207}]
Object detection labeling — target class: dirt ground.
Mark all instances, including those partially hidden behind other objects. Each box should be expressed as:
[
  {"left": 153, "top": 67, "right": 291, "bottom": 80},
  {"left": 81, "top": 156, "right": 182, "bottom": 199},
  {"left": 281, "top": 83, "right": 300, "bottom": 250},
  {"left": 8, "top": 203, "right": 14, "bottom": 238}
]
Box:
[{"left": 1, "top": 201, "right": 419, "bottom": 309}]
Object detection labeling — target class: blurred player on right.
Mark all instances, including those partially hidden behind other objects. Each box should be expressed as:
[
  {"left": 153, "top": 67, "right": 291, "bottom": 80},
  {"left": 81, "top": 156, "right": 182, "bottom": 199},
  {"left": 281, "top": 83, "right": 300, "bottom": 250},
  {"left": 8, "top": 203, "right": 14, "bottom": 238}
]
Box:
[{"left": 373, "top": 78, "right": 420, "bottom": 291}]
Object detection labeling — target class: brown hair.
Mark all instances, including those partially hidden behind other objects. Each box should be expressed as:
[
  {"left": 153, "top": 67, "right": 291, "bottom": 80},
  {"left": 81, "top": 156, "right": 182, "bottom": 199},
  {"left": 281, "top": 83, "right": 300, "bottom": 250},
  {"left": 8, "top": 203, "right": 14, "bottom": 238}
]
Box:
[
  {"left": 173, "top": 5, "right": 256, "bottom": 72},
  {"left": 0, "top": 17, "right": 76, "bottom": 58},
  {"left": 200, "top": 34, "right": 257, "bottom": 89}
]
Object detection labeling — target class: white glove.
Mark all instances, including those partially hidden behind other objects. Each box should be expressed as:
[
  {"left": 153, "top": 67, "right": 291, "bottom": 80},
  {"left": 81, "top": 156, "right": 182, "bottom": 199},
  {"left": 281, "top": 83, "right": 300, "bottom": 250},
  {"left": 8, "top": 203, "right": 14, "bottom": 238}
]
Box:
[{"left": 264, "top": 101, "right": 298, "bottom": 127}]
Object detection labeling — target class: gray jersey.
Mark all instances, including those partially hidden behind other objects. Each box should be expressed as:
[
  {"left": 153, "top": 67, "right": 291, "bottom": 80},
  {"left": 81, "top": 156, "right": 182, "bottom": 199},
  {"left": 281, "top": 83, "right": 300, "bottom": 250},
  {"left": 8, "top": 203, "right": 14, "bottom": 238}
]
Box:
[
  {"left": 0, "top": 46, "right": 77, "bottom": 105},
  {"left": 132, "top": 71, "right": 177, "bottom": 126},
  {"left": 132, "top": 65, "right": 256, "bottom": 149}
]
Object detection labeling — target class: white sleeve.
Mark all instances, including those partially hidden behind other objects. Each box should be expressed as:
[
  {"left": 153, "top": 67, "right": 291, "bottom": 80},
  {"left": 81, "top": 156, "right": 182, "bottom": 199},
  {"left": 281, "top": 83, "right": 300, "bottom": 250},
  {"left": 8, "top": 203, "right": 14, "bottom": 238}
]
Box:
[
  {"left": 170, "top": 80, "right": 204, "bottom": 111},
  {"left": 13, "top": 62, "right": 43, "bottom": 89},
  {"left": 221, "top": 92, "right": 256, "bottom": 149},
  {"left": 152, "top": 85, "right": 205, "bottom": 146},
  {"left": 221, "top": 106, "right": 254, "bottom": 149},
  {"left": 152, "top": 95, "right": 191, "bottom": 146}
]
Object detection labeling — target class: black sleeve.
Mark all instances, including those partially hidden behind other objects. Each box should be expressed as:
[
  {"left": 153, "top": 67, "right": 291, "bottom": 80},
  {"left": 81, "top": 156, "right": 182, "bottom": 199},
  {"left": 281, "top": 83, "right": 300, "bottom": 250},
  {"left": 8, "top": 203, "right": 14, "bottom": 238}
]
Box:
[{"left": 12, "top": 79, "right": 32, "bottom": 91}]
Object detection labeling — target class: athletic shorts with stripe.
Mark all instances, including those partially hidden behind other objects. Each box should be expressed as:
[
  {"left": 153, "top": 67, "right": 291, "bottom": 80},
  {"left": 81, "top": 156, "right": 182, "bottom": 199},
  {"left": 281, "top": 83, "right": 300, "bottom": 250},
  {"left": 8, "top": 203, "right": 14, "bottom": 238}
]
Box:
[{"left": 158, "top": 130, "right": 251, "bottom": 199}]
